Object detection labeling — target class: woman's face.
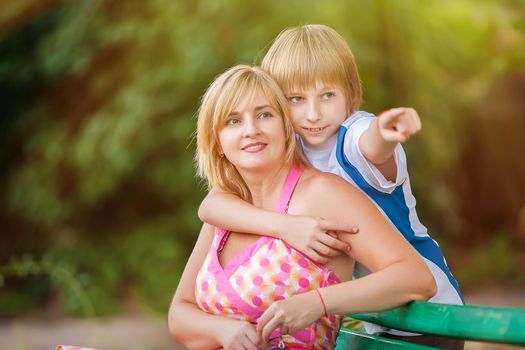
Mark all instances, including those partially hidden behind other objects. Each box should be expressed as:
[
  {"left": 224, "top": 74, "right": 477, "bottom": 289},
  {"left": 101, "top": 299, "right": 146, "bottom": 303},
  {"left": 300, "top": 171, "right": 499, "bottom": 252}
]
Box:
[{"left": 218, "top": 90, "right": 287, "bottom": 173}]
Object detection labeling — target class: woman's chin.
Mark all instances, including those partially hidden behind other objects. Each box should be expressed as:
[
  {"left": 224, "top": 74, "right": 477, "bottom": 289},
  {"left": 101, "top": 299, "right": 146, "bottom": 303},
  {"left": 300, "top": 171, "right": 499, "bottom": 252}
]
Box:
[{"left": 235, "top": 159, "right": 282, "bottom": 173}]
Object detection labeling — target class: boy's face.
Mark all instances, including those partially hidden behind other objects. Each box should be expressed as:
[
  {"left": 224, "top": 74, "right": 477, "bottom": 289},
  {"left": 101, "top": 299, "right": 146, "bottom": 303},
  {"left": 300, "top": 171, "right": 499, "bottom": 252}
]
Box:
[{"left": 286, "top": 81, "right": 347, "bottom": 149}]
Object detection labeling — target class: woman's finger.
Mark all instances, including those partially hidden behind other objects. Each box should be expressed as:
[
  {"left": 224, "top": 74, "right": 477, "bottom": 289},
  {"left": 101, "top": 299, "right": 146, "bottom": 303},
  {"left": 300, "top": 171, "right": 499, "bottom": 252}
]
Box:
[
  {"left": 245, "top": 326, "right": 263, "bottom": 349},
  {"left": 256, "top": 309, "right": 270, "bottom": 335},
  {"left": 260, "top": 313, "right": 282, "bottom": 341}
]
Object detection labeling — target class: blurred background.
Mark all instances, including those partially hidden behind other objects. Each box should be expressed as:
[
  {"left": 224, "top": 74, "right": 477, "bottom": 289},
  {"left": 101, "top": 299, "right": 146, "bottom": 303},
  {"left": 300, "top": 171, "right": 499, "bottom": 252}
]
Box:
[{"left": 0, "top": 1, "right": 524, "bottom": 349}]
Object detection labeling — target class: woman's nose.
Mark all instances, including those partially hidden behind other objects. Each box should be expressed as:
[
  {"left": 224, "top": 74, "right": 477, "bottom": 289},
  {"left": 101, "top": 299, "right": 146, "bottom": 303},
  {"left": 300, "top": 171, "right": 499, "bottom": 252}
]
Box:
[{"left": 242, "top": 118, "right": 260, "bottom": 137}]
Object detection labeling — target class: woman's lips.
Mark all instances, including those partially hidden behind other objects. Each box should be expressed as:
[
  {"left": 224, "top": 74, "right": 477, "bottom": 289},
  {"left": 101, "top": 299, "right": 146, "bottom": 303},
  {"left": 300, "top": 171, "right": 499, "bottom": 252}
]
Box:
[{"left": 242, "top": 142, "right": 267, "bottom": 153}]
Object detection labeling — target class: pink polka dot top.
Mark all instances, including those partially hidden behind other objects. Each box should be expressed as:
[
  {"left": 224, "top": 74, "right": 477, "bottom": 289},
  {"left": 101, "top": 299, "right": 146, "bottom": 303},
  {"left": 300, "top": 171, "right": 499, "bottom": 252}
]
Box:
[{"left": 195, "top": 165, "right": 342, "bottom": 349}]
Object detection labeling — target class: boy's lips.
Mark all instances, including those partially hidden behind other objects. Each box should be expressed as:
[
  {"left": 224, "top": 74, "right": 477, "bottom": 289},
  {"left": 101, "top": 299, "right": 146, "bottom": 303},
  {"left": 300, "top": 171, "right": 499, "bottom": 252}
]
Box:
[
  {"left": 302, "top": 126, "right": 328, "bottom": 135},
  {"left": 242, "top": 142, "right": 267, "bottom": 153}
]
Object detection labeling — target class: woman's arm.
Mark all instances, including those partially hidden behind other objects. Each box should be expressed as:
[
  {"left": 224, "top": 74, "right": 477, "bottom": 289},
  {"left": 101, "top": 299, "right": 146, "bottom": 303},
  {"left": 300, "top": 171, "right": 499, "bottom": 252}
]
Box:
[
  {"left": 168, "top": 223, "right": 263, "bottom": 350},
  {"left": 257, "top": 173, "right": 436, "bottom": 339},
  {"left": 199, "top": 189, "right": 357, "bottom": 263}
]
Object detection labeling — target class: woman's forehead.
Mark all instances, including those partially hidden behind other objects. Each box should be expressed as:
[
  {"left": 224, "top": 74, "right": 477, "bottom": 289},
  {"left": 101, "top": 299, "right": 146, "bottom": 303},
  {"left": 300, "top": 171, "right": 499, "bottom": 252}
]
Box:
[{"left": 231, "top": 87, "right": 279, "bottom": 112}]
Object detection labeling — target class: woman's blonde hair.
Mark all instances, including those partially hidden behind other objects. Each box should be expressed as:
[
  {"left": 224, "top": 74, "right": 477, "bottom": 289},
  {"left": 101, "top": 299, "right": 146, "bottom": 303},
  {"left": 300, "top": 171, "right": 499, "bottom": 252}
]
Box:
[
  {"left": 196, "top": 65, "right": 306, "bottom": 201},
  {"left": 262, "top": 24, "right": 362, "bottom": 114}
]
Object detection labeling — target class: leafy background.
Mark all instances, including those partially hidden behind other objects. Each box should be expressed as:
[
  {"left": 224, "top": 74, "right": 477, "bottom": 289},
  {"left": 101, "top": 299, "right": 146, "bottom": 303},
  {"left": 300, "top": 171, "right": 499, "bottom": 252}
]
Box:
[{"left": 1, "top": 0, "right": 524, "bottom": 335}]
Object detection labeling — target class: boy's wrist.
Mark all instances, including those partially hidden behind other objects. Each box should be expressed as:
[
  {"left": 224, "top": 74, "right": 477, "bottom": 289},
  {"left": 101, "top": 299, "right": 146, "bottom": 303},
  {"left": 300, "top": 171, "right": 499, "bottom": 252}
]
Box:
[
  {"left": 368, "top": 119, "right": 398, "bottom": 163},
  {"left": 270, "top": 213, "right": 287, "bottom": 239}
]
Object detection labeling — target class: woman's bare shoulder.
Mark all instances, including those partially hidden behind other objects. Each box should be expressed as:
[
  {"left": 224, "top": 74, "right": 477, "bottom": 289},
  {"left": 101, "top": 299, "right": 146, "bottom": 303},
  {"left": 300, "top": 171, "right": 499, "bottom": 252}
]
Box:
[
  {"left": 299, "top": 168, "right": 360, "bottom": 199},
  {"left": 293, "top": 168, "right": 367, "bottom": 218}
]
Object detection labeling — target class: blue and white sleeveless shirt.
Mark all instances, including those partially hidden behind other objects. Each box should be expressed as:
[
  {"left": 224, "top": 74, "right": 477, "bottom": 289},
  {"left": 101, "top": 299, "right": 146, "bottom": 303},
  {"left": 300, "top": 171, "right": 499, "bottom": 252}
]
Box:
[{"left": 299, "top": 111, "right": 463, "bottom": 336}]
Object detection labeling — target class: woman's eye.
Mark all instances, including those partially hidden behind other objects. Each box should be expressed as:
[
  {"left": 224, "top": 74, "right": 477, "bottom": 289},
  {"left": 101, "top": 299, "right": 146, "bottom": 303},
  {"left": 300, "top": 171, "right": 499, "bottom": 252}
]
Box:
[
  {"left": 258, "top": 111, "right": 273, "bottom": 119},
  {"left": 225, "top": 118, "right": 240, "bottom": 126},
  {"left": 288, "top": 96, "right": 303, "bottom": 103}
]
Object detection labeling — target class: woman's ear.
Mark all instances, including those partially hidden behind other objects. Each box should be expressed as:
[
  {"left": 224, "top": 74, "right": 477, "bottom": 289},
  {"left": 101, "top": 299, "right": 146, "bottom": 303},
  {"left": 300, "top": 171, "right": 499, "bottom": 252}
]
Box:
[{"left": 217, "top": 146, "right": 224, "bottom": 158}]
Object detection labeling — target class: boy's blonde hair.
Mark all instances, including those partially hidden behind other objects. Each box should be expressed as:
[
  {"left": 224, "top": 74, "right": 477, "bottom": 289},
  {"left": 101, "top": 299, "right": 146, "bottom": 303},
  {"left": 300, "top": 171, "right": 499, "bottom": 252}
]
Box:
[
  {"left": 262, "top": 24, "right": 362, "bottom": 113},
  {"left": 196, "top": 65, "right": 306, "bottom": 201}
]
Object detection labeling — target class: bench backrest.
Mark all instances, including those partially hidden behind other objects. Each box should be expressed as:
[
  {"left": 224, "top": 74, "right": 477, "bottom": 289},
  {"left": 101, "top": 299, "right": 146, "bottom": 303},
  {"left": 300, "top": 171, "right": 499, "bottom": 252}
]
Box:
[{"left": 336, "top": 301, "right": 525, "bottom": 349}]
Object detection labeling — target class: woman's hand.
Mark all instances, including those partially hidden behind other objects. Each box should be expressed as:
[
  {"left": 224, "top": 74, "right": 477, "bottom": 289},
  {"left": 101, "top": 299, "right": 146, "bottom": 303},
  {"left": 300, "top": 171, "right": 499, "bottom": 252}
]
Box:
[
  {"left": 219, "top": 318, "right": 264, "bottom": 350},
  {"left": 278, "top": 215, "right": 358, "bottom": 264},
  {"left": 256, "top": 290, "right": 325, "bottom": 341}
]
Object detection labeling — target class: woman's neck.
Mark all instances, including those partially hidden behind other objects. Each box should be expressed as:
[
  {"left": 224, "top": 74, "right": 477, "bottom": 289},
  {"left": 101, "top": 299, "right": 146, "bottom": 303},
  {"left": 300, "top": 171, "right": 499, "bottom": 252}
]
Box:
[{"left": 239, "top": 163, "right": 291, "bottom": 210}]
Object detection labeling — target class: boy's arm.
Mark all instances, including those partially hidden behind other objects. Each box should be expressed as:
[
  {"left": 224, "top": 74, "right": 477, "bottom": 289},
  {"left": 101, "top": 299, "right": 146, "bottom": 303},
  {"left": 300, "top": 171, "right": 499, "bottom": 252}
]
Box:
[
  {"left": 198, "top": 190, "right": 358, "bottom": 263},
  {"left": 359, "top": 107, "right": 421, "bottom": 181}
]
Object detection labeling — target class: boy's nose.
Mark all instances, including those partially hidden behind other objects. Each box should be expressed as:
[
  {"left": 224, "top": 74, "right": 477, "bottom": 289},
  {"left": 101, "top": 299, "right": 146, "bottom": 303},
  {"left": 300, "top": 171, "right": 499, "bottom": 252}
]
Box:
[{"left": 306, "top": 101, "right": 322, "bottom": 122}]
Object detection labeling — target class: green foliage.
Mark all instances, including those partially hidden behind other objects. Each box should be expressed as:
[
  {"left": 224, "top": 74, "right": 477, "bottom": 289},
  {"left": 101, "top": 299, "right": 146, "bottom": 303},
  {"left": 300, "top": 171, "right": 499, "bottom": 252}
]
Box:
[
  {"left": 0, "top": 214, "right": 197, "bottom": 316},
  {"left": 0, "top": 254, "right": 95, "bottom": 317},
  {"left": 456, "top": 232, "right": 525, "bottom": 287}
]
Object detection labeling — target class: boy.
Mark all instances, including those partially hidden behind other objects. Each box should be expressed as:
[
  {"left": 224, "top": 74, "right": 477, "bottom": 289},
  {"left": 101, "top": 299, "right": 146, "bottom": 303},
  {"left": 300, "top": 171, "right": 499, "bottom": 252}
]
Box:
[{"left": 199, "top": 24, "right": 463, "bottom": 349}]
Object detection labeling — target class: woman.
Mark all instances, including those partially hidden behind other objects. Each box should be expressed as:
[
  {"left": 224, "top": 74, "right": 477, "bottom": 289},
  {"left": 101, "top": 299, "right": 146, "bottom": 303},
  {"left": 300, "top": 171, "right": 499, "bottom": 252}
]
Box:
[{"left": 168, "top": 65, "right": 436, "bottom": 350}]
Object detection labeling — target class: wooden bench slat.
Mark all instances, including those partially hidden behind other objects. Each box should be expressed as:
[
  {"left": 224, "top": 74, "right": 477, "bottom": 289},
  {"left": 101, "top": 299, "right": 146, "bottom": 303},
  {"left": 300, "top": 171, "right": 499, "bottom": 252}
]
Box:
[
  {"left": 348, "top": 301, "right": 525, "bottom": 345},
  {"left": 335, "top": 328, "right": 438, "bottom": 349}
]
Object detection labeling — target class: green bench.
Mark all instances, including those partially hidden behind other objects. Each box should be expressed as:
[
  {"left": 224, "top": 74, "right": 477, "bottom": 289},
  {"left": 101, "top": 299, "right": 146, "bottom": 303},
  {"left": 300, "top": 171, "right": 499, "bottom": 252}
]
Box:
[{"left": 335, "top": 301, "right": 525, "bottom": 349}]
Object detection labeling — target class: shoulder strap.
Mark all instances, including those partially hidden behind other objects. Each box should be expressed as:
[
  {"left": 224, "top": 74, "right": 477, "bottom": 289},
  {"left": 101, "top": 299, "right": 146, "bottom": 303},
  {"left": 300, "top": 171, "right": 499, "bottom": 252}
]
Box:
[{"left": 276, "top": 164, "right": 304, "bottom": 213}]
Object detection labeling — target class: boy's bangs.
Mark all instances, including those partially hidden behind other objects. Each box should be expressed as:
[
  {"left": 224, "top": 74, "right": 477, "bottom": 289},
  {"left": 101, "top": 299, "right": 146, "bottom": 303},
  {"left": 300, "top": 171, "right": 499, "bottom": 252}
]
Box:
[{"left": 278, "top": 47, "right": 347, "bottom": 94}]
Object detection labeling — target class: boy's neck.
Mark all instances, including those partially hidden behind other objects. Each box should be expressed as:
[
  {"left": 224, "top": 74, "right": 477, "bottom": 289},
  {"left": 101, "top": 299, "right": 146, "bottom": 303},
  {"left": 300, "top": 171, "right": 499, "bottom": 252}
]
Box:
[{"left": 301, "top": 132, "right": 338, "bottom": 154}]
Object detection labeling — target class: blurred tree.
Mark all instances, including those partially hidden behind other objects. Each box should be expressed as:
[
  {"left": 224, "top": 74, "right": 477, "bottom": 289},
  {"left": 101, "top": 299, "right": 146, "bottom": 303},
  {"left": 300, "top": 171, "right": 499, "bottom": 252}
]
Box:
[{"left": 451, "top": 72, "right": 525, "bottom": 247}]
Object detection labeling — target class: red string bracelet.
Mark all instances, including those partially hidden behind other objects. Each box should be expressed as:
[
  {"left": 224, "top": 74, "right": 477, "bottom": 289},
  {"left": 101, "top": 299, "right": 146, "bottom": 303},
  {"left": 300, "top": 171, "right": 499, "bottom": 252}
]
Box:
[{"left": 314, "top": 288, "right": 327, "bottom": 317}]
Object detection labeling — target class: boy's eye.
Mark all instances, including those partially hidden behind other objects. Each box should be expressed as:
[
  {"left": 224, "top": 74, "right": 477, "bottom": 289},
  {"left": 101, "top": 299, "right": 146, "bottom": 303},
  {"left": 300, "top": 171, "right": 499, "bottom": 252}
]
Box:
[
  {"left": 322, "top": 92, "right": 335, "bottom": 99},
  {"left": 288, "top": 96, "right": 303, "bottom": 103}
]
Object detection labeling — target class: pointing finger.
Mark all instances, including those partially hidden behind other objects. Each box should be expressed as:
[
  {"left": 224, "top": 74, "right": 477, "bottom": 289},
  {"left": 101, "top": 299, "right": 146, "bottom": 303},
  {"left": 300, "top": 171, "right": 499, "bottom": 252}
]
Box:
[{"left": 378, "top": 108, "right": 405, "bottom": 124}]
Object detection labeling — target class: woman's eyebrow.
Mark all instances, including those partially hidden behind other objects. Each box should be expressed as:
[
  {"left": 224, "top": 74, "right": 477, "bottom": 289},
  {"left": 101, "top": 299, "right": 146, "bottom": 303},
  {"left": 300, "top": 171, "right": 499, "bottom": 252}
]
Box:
[{"left": 254, "top": 105, "right": 273, "bottom": 111}]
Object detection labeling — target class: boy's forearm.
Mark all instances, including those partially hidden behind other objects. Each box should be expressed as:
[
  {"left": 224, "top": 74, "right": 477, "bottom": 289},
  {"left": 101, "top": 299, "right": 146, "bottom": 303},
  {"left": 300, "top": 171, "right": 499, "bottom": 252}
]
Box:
[
  {"left": 198, "top": 191, "right": 284, "bottom": 238},
  {"left": 359, "top": 118, "right": 398, "bottom": 165}
]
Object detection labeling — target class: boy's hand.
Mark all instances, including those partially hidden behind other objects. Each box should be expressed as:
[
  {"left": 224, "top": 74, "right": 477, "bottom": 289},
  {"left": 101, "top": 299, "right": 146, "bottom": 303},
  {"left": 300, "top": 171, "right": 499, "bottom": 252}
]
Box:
[
  {"left": 278, "top": 215, "right": 358, "bottom": 263},
  {"left": 377, "top": 107, "right": 422, "bottom": 143}
]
